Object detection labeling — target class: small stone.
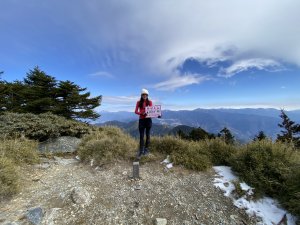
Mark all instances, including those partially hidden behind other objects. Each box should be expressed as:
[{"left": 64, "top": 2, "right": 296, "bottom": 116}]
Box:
[
  {"left": 55, "top": 158, "right": 77, "bottom": 166},
  {"left": 34, "top": 163, "right": 50, "bottom": 169},
  {"left": 230, "top": 214, "right": 238, "bottom": 220},
  {"left": 70, "top": 187, "right": 91, "bottom": 207},
  {"left": 43, "top": 208, "right": 61, "bottom": 225},
  {"left": 154, "top": 218, "right": 167, "bottom": 225},
  {"left": 26, "top": 207, "right": 43, "bottom": 225},
  {"left": 134, "top": 185, "right": 141, "bottom": 190},
  {"left": 32, "top": 177, "right": 40, "bottom": 182}
]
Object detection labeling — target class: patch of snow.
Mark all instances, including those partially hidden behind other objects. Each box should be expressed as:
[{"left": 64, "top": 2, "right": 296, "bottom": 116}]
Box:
[
  {"left": 90, "top": 159, "right": 94, "bottom": 167},
  {"left": 166, "top": 163, "right": 173, "bottom": 169},
  {"left": 213, "top": 166, "right": 237, "bottom": 180},
  {"left": 213, "top": 166, "right": 237, "bottom": 196},
  {"left": 235, "top": 197, "right": 296, "bottom": 225},
  {"left": 213, "top": 177, "right": 235, "bottom": 197},
  {"left": 240, "top": 182, "right": 254, "bottom": 195},
  {"left": 161, "top": 155, "right": 171, "bottom": 164},
  {"left": 240, "top": 182, "right": 251, "bottom": 191},
  {"left": 213, "top": 166, "right": 297, "bottom": 225}
]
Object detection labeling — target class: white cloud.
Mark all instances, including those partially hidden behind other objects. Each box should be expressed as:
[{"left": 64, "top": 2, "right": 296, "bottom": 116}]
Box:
[
  {"left": 89, "top": 71, "right": 114, "bottom": 78},
  {"left": 100, "top": 95, "right": 161, "bottom": 111},
  {"left": 161, "top": 101, "right": 300, "bottom": 111},
  {"left": 3, "top": 0, "right": 300, "bottom": 88},
  {"left": 76, "top": 0, "right": 299, "bottom": 86},
  {"left": 102, "top": 96, "right": 138, "bottom": 105},
  {"left": 98, "top": 91, "right": 300, "bottom": 112},
  {"left": 100, "top": 96, "right": 138, "bottom": 112},
  {"left": 219, "top": 58, "right": 283, "bottom": 78},
  {"left": 153, "top": 74, "right": 208, "bottom": 91}
]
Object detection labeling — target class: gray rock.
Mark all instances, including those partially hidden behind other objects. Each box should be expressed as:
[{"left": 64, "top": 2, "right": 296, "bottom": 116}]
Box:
[
  {"left": 26, "top": 207, "right": 43, "bottom": 225},
  {"left": 70, "top": 187, "right": 91, "bottom": 207},
  {"left": 154, "top": 218, "right": 167, "bottom": 225},
  {"left": 38, "top": 136, "right": 81, "bottom": 153},
  {"left": 34, "top": 163, "right": 51, "bottom": 169},
  {"left": 42, "top": 208, "right": 61, "bottom": 225},
  {"left": 53, "top": 156, "right": 78, "bottom": 165}
]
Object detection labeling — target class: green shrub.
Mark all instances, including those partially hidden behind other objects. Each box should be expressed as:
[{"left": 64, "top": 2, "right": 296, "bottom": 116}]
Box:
[
  {"left": 0, "top": 139, "right": 40, "bottom": 165},
  {"left": 0, "top": 157, "right": 19, "bottom": 197},
  {"left": 77, "top": 126, "right": 138, "bottom": 165},
  {"left": 0, "top": 112, "right": 92, "bottom": 141},
  {"left": 204, "top": 138, "right": 237, "bottom": 165},
  {"left": 151, "top": 136, "right": 211, "bottom": 171},
  {"left": 151, "top": 136, "right": 188, "bottom": 155},
  {"left": 171, "top": 141, "right": 212, "bottom": 171},
  {"left": 280, "top": 165, "right": 300, "bottom": 217},
  {"left": 231, "top": 140, "right": 300, "bottom": 217},
  {"left": 0, "top": 138, "right": 39, "bottom": 198}
]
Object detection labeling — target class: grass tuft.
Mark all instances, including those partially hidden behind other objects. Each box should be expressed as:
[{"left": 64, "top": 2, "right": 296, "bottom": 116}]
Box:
[
  {"left": 0, "top": 157, "right": 19, "bottom": 197},
  {"left": 151, "top": 136, "right": 212, "bottom": 171},
  {"left": 77, "top": 126, "right": 138, "bottom": 166},
  {"left": 0, "top": 138, "right": 39, "bottom": 198},
  {"left": 0, "top": 139, "right": 40, "bottom": 165}
]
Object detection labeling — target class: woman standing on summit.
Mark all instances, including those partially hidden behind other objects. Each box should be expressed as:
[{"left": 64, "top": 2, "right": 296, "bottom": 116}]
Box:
[{"left": 135, "top": 89, "right": 153, "bottom": 159}]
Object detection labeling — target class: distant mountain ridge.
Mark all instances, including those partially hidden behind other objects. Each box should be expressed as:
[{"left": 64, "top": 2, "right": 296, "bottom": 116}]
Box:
[{"left": 95, "top": 108, "right": 300, "bottom": 141}]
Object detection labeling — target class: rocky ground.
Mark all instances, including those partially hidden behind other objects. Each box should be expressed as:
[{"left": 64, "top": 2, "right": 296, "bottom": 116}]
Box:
[{"left": 0, "top": 155, "right": 257, "bottom": 225}]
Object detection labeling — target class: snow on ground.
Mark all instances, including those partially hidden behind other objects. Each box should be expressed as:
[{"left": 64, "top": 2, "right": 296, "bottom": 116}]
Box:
[{"left": 213, "top": 166, "right": 297, "bottom": 225}]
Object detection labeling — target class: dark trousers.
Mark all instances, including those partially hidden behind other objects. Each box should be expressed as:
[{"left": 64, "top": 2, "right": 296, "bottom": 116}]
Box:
[{"left": 139, "top": 118, "right": 152, "bottom": 149}]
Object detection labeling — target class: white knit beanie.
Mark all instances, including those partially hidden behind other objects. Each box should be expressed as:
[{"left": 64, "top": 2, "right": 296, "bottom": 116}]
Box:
[{"left": 141, "top": 88, "right": 149, "bottom": 95}]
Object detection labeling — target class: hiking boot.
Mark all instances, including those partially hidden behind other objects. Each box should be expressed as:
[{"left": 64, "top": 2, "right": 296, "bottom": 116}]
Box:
[
  {"left": 136, "top": 148, "right": 144, "bottom": 160},
  {"left": 143, "top": 148, "right": 149, "bottom": 156}
]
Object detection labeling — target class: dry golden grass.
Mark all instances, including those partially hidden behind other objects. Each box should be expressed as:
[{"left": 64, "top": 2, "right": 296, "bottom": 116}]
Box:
[{"left": 78, "top": 126, "right": 138, "bottom": 166}]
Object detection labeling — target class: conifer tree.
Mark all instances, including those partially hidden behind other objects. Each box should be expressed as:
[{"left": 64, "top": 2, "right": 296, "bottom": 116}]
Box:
[
  {"left": 188, "top": 127, "right": 215, "bottom": 141},
  {"left": 56, "top": 80, "right": 101, "bottom": 120},
  {"left": 277, "top": 110, "right": 300, "bottom": 148},
  {"left": 176, "top": 129, "right": 187, "bottom": 139},
  {"left": 0, "top": 81, "right": 26, "bottom": 112},
  {"left": 0, "top": 70, "right": 25, "bottom": 112},
  {"left": 0, "top": 67, "right": 102, "bottom": 120},
  {"left": 23, "top": 66, "right": 57, "bottom": 114},
  {"left": 218, "top": 127, "right": 235, "bottom": 144},
  {"left": 253, "top": 131, "right": 267, "bottom": 141}
]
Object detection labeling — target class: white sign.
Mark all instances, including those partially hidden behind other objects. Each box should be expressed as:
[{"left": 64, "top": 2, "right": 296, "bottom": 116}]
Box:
[{"left": 145, "top": 105, "right": 161, "bottom": 118}]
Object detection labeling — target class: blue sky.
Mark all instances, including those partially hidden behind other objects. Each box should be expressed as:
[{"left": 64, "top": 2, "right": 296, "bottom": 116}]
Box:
[{"left": 1, "top": 0, "right": 300, "bottom": 112}]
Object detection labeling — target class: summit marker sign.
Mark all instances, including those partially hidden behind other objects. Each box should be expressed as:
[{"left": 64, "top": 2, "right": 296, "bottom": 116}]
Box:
[{"left": 145, "top": 105, "right": 161, "bottom": 118}]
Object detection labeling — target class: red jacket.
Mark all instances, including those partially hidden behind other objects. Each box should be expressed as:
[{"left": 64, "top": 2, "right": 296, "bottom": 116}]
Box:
[{"left": 135, "top": 100, "right": 153, "bottom": 119}]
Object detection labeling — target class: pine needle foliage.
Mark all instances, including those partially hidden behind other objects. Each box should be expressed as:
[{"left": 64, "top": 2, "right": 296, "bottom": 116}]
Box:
[{"left": 0, "top": 112, "right": 93, "bottom": 141}]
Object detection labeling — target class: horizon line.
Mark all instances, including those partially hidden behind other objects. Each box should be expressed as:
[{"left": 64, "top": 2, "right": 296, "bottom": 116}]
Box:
[{"left": 98, "top": 107, "right": 300, "bottom": 113}]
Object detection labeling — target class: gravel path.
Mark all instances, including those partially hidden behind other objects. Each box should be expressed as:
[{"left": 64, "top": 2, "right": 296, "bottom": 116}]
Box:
[{"left": 0, "top": 156, "right": 256, "bottom": 225}]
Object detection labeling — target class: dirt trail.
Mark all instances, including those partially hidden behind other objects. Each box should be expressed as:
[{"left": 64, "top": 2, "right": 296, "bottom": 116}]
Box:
[{"left": 0, "top": 156, "right": 256, "bottom": 225}]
